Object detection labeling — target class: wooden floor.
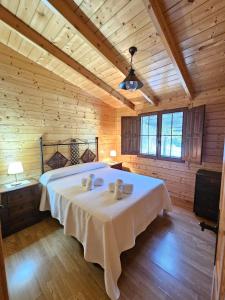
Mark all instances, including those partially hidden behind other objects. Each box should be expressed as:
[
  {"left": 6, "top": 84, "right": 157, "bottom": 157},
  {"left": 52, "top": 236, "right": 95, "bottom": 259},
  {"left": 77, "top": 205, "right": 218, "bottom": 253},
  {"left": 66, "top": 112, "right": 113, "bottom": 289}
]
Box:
[{"left": 3, "top": 204, "right": 216, "bottom": 300}]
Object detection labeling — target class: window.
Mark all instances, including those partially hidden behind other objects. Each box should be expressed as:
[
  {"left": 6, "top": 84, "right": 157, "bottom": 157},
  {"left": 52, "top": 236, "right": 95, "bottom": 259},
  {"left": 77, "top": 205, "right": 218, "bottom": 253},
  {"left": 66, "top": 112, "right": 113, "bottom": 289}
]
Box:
[
  {"left": 121, "top": 105, "right": 205, "bottom": 164},
  {"left": 140, "top": 109, "right": 186, "bottom": 161}
]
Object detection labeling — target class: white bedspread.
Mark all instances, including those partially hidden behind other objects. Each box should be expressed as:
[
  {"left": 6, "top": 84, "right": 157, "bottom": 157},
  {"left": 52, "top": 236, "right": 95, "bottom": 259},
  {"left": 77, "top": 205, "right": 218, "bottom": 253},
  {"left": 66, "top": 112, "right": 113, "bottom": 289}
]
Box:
[{"left": 40, "top": 164, "right": 172, "bottom": 300}]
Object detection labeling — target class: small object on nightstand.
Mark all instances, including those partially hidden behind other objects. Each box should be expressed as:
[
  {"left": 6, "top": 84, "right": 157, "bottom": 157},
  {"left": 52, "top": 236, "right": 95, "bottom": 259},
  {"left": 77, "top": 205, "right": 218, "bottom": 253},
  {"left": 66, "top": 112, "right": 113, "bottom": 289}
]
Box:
[
  {"left": 5, "top": 179, "right": 31, "bottom": 190},
  {"left": 0, "top": 179, "right": 49, "bottom": 237}
]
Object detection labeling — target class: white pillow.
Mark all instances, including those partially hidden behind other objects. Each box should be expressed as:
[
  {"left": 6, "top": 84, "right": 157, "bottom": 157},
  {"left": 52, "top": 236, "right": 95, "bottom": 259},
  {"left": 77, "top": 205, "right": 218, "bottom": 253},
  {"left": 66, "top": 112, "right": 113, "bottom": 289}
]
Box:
[{"left": 39, "top": 162, "right": 108, "bottom": 186}]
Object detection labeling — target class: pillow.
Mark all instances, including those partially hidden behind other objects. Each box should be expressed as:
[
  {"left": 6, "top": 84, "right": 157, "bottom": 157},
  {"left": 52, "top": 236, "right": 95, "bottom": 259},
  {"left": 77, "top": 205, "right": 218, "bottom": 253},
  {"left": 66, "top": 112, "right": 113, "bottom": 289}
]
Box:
[
  {"left": 47, "top": 151, "right": 68, "bottom": 169},
  {"left": 39, "top": 162, "right": 108, "bottom": 186},
  {"left": 80, "top": 148, "right": 96, "bottom": 163}
]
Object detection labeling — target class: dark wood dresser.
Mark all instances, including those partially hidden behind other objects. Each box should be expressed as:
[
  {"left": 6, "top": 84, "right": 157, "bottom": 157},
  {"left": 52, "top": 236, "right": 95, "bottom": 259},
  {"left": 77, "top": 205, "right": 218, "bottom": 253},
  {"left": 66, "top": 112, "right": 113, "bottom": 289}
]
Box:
[
  {"left": 194, "top": 169, "right": 222, "bottom": 221},
  {"left": 0, "top": 180, "right": 47, "bottom": 237}
]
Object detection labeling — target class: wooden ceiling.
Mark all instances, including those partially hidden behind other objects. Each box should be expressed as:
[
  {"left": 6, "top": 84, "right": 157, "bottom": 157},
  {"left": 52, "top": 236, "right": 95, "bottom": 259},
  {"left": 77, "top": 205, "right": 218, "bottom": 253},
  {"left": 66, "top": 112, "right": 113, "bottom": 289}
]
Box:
[{"left": 0, "top": 0, "right": 224, "bottom": 109}]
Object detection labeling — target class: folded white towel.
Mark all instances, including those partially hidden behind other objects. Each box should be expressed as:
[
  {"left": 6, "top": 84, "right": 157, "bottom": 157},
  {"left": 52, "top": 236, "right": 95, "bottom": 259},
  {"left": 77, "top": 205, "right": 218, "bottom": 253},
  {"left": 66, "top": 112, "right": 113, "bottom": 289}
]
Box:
[
  {"left": 123, "top": 184, "right": 133, "bottom": 194},
  {"left": 94, "top": 178, "right": 104, "bottom": 186},
  {"left": 113, "top": 180, "right": 123, "bottom": 200},
  {"left": 108, "top": 183, "right": 115, "bottom": 193},
  {"left": 115, "top": 179, "right": 123, "bottom": 186},
  {"left": 85, "top": 177, "right": 94, "bottom": 191},
  {"left": 81, "top": 178, "right": 87, "bottom": 187},
  {"left": 113, "top": 186, "right": 123, "bottom": 200}
]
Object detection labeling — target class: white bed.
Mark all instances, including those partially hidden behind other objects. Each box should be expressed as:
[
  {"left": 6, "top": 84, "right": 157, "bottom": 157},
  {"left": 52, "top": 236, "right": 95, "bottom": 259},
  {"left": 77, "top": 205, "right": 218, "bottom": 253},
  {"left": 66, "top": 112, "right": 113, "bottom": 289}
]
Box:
[{"left": 39, "top": 162, "right": 172, "bottom": 300}]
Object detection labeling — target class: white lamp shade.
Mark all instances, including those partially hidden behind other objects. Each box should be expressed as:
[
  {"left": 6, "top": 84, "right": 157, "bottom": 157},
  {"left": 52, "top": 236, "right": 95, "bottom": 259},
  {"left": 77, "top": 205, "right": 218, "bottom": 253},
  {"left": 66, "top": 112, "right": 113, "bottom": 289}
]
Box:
[
  {"left": 110, "top": 150, "right": 117, "bottom": 157},
  {"left": 8, "top": 161, "right": 24, "bottom": 175}
]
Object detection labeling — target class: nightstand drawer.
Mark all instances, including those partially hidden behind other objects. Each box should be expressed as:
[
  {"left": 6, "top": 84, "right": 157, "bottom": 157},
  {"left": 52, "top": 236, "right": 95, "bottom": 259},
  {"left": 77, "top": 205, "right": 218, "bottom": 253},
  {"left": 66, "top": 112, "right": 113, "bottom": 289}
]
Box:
[
  {"left": 7, "top": 187, "right": 37, "bottom": 208},
  {"left": 3, "top": 214, "right": 39, "bottom": 237},
  {"left": 0, "top": 207, "right": 9, "bottom": 223},
  {"left": 9, "top": 202, "right": 35, "bottom": 219}
]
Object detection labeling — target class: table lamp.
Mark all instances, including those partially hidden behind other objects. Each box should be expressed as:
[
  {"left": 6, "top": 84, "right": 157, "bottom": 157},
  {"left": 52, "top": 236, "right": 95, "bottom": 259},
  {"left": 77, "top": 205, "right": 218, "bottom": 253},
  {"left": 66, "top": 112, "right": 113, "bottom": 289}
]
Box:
[
  {"left": 8, "top": 161, "right": 24, "bottom": 186},
  {"left": 110, "top": 150, "right": 117, "bottom": 162}
]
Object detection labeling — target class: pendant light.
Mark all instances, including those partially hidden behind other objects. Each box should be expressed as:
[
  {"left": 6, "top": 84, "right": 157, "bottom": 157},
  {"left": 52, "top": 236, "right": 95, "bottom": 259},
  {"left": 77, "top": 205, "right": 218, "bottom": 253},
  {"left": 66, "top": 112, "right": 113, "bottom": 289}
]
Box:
[{"left": 119, "top": 46, "right": 143, "bottom": 91}]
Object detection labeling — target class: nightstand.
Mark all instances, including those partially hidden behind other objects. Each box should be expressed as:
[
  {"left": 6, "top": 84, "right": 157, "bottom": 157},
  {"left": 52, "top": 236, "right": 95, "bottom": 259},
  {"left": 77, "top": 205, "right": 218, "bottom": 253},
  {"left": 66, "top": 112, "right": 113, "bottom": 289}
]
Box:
[
  {"left": 106, "top": 162, "right": 123, "bottom": 170},
  {"left": 0, "top": 179, "right": 48, "bottom": 237}
]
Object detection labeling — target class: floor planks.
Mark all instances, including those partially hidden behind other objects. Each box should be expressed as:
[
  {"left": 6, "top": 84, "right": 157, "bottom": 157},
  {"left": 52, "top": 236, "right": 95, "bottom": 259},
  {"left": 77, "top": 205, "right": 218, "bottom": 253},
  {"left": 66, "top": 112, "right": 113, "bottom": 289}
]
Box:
[{"left": 3, "top": 204, "right": 216, "bottom": 300}]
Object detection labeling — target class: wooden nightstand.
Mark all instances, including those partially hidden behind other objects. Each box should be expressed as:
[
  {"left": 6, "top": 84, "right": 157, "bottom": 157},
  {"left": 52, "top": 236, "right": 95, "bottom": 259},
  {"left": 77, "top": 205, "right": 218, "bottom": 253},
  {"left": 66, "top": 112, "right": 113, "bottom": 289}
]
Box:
[
  {"left": 0, "top": 179, "right": 48, "bottom": 237},
  {"left": 106, "top": 162, "right": 123, "bottom": 170}
]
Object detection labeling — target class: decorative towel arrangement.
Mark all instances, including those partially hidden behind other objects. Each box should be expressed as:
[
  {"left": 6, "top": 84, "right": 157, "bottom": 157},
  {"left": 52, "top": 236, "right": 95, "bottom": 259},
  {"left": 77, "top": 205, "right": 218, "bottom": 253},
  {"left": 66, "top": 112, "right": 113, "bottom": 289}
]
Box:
[
  {"left": 81, "top": 174, "right": 104, "bottom": 191},
  {"left": 80, "top": 175, "right": 133, "bottom": 199},
  {"left": 108, "top": 179, "right": 134, "bottom": 200}
]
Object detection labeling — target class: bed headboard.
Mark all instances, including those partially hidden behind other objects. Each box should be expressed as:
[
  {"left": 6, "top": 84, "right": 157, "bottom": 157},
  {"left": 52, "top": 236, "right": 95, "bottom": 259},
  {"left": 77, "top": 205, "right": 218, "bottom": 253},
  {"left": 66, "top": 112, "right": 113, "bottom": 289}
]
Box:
[{"left": 40, "top": 136, "right": 99, "bottom": 174}]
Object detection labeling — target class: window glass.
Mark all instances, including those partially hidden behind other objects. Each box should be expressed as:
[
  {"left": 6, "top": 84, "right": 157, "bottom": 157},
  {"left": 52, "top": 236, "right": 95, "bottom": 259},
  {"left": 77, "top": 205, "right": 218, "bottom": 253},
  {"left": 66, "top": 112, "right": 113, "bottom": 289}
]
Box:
[
  {"left": 161, "top": 111, "right": 183, "bottom": 159},
  {"left": 161, "top": 135, "right": 171, "bottom": 157},
  {"left": 149, "top": 115, "right": 157, "bottom": 135},
  {"left": 140, "top": 115, "right": 157, "bottom": 156},
  {"left": 172, "top": 112, "right": 183, "bottom": 135},
  {"left": 141, "top": 116, "right": 149, "bottom": 135},
  {"left": 171, "top": 136, "right": 182, "bottom": 158},
  {"left": 140, "top": 135, "right": 148, "bottom": 154},
  {"left": 148, "top": 136, "right": 157, "bottom": 155},
  {"left": 161, "top": 113, "right": 172, "bottom": 135}
]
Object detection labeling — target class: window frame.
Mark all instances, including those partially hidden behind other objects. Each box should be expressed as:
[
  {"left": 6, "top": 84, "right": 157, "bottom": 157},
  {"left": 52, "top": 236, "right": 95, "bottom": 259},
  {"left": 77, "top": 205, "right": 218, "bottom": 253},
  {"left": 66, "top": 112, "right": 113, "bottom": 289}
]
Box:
[{"left": 138, "top": 107, "right": 187, "bottom": 162}]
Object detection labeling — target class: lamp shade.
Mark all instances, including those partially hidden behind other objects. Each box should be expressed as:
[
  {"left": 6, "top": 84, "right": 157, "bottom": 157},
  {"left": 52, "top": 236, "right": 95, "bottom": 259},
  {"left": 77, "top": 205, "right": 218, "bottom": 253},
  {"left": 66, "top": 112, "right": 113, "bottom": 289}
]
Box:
[
  {"left": 119, "top": 68, "right": 143, "bottom": 91},
  {"left": 110, "top": 150, "right": 117, "bottom": 157},
  {"left": 8, "top": 161, "right": 24, "bottom": 175}
]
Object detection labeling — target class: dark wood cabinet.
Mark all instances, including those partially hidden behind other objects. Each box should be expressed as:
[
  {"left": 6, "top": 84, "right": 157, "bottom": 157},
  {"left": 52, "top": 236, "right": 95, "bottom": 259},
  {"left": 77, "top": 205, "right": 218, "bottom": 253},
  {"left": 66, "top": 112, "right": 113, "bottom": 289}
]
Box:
[
  {"left": 194, "top": 169, "right": 222, "bottom": 221},
  {"left": 0, "top": 180, "right": 48, "bottom": 237}
]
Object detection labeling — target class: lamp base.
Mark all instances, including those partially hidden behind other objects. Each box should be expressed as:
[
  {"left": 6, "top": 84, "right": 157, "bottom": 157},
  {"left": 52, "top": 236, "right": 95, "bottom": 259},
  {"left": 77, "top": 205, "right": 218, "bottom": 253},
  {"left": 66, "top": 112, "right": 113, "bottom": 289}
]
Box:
[
  {"left": 11, "top": 181, "right": 22, "bottom": 186},
  {"left": 5, "top": 180, "right": 30, "bottom": 189}
]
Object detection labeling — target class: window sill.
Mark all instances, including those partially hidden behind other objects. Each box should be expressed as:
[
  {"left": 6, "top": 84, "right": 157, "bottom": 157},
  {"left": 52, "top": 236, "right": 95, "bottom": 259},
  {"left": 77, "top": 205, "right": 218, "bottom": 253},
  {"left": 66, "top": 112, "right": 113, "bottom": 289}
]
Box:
[
  {"left": 138, "top": 154, "right": 185, "bottom": 163},
  {"left": 138, "top": 154, "right": 157, "bottom": 159}
]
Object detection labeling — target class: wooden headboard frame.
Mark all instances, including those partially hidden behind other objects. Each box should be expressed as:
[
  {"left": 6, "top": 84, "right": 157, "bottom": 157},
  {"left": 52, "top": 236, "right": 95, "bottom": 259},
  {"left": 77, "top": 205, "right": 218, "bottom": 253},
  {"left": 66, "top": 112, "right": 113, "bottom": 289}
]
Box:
[{"left": 39, "top": 136, "right": 99, "bottom": 174}]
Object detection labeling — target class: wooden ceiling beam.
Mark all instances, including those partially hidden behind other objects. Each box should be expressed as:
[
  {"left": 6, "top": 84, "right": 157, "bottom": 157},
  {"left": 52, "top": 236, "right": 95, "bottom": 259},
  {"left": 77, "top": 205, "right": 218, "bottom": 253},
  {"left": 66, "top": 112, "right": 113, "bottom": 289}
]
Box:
[
  {"left": 48, "top": 0, "right": 158, "bottom": 106},
  {"left": 144, "top": 0, "right": 194, "bottom": 99},
  {"left": 0, "top": 5, "right": 135, "bottom": 110}
]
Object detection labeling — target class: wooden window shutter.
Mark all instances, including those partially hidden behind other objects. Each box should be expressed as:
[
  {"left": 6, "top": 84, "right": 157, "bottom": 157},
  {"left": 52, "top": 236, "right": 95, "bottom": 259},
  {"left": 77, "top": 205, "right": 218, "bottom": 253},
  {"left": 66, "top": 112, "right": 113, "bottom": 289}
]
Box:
[
  {"left": 121, "top": 116, "right": 140, "bottom": 155},
  {"left": 184, "top": 105, "right": 205, "bottom": 163}
]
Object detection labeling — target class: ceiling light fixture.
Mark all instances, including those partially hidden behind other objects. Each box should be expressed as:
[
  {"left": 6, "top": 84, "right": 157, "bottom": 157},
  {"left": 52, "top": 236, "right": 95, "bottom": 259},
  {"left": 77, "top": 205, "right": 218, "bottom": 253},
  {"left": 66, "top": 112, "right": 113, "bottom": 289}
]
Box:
[{"left": 119, "top": 46, "right": 143, "bottom": 91}]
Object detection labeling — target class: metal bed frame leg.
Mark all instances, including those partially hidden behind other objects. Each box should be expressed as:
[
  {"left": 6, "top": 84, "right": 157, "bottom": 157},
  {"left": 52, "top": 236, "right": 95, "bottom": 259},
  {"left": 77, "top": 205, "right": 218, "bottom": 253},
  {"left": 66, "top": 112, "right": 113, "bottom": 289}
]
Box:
[
  {"left": 40, "top": 136, "right": 44, "bottom": 174},
  {"left": 95, "top": 137, "right": 99, "bottom": 161}
]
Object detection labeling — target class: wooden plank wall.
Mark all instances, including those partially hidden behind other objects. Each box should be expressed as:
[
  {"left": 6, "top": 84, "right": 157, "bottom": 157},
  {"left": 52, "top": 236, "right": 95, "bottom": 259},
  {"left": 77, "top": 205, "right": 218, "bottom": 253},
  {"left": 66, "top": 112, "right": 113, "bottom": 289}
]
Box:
[
  {"left": 116, "top": 95, "right": 225, "bottom": 203},
  {"left": 0, "top": 43, "right": 117, "bottom": 184}
]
